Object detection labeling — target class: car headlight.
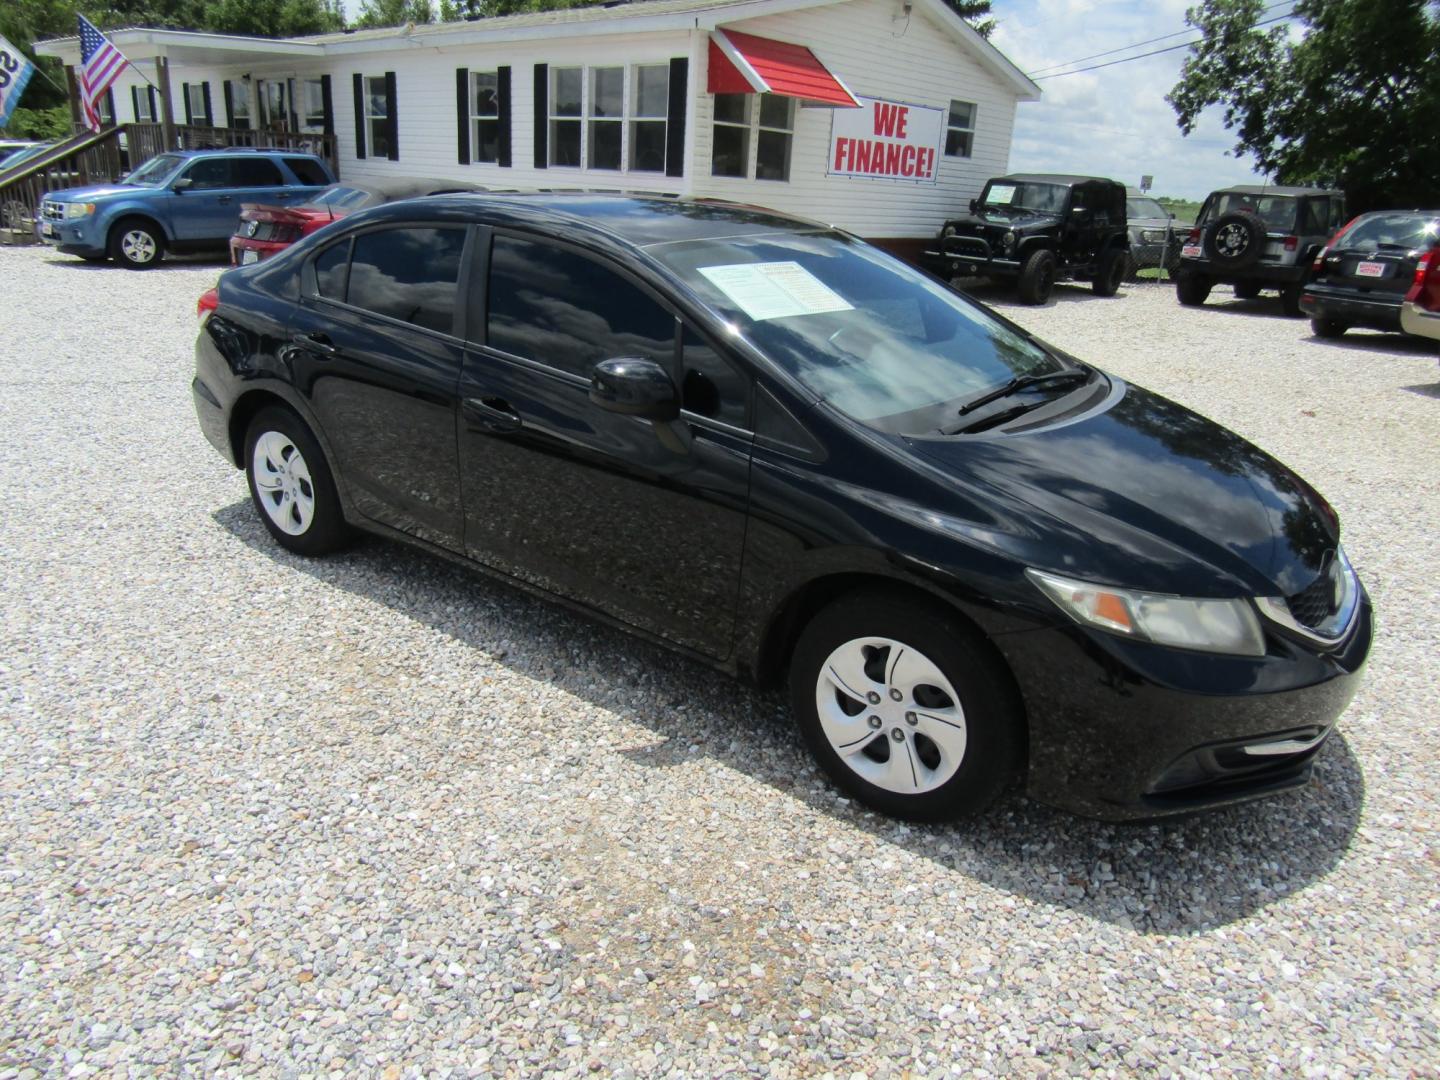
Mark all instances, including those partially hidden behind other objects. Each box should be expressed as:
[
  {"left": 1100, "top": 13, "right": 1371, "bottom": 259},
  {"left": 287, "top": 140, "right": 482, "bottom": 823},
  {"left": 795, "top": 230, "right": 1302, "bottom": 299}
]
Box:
[
  {"left": 1026, "top": 569, "right": 1266, "bottom": 657},
  {"left": 64, "top": 203, "right": 96, "bottom": 219},
  {"left": 941, "top": 225, "right": 957, "bottom": 240},
  {"left": 1002, "top": 231, "right": 1016, "bottom": 252},
  {"left": 1141, "top": 228, "right": 1167, "bottom": 243}
]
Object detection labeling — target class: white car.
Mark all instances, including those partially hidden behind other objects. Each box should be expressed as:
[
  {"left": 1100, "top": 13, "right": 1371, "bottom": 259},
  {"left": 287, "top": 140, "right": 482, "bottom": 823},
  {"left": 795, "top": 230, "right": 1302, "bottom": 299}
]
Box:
[{"left": 1400, "top": 244, "right": 1440, "bottom": 345}]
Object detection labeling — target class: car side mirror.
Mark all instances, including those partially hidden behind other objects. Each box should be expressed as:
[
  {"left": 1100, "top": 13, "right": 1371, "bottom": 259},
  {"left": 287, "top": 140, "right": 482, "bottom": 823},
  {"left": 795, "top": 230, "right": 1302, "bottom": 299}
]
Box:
[
  {"left": 969, "top": 198, "right": 979, "bottom": 214},
  {"left": 172, "top": 177, "right": 193, "bottom": 193},
  {"left": 589, "top": 357, "right": 679, "bottom": 421}
]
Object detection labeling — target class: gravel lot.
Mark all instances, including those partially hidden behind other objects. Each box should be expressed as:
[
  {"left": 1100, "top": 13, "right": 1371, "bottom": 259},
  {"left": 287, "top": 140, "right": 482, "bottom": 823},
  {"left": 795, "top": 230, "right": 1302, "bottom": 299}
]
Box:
[{"left": 1, "top": 243, "right": 1437, "bottom": 1078}]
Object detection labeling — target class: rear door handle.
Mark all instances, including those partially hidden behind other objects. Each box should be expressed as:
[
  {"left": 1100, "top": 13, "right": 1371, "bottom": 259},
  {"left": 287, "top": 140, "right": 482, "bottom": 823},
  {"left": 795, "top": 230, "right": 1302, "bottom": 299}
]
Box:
[
  {"left": 462, "top": 396, "right": 522, "bottom": 433},
  {"left": 293, "top": 332, "right": 338, "bottom": 356}
]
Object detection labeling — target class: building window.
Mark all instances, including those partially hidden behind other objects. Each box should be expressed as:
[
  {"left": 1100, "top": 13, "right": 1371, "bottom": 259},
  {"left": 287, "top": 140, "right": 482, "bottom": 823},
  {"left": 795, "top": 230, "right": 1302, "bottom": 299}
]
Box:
[
  {"left": 225, "top": 81, "right": 250, "bottom": 129},
  {"left": 472, "top": 70, "right": 500, "bottom": 163},
  {"left": 98, "top": 90, "right": 116, "bottom": 126},
  {"left": 133, "top": 87, "right": 155, "bottom": 123},
  {"left": 550, "top": 67, "right": 582, "bottom": 167},
  {"left": 710, "top": 93, "right": 750, "bottom": 178},
  {"left": 629, "top": 64, "right": 668, "bottom": 173},
  {"left": 300, "top": 79, "right": 326, "bottom": 130},
  {"left": 588, "top": 66, "right": 623, "bottom": 170},
  {"left": 755, "top": 94, "right": 794, "bottom": 182},
  {"left": 365, "top": 75, "right": 391, "bottom": 159},
  {"left": 945, "top": 100, "right": 975, "bottom": 158},
  {"left": 186, "top": 83, "right": 211, "bottom": 126},
  {"left": 259, "top": 80, "right": 286, "bottom": 130}
]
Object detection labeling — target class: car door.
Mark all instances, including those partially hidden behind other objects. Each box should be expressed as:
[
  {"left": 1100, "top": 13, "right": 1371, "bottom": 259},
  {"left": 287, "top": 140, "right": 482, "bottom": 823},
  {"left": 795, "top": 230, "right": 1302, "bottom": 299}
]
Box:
[
  {"left": 230, "top": 155, "right": 301, "bottom": 215},
  {"left": 287, "top": 223, "right": 471, "bottom": 551},
  {"left": 457, "top": 230, "right": 753, "bottom": 659},
  {"left": 170, "top": 157, "right": 241, "bottom": 241}
]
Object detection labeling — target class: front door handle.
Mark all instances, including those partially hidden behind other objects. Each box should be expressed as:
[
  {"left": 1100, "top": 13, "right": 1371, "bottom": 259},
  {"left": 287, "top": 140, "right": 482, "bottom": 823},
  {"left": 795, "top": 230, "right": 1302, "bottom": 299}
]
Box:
[
  {"left": 462, "top": 396, "right": 522, "bottom": 433},
  {"left": 293, "top": 331, "right": 338, "bottom": 356}
]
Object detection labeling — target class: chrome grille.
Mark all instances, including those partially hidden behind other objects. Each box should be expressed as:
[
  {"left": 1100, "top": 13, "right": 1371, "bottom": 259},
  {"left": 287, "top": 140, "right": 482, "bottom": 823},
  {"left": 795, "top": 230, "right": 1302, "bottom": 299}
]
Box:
[{"left": 41, "top": 201, "right": 65, "bottom": 222}]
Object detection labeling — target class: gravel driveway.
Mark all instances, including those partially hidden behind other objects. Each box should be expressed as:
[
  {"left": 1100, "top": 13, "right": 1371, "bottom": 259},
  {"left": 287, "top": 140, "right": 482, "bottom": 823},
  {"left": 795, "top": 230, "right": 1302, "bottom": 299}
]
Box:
[{"left": 1, "top": 245, "right": 1436, "bottom": 1077}]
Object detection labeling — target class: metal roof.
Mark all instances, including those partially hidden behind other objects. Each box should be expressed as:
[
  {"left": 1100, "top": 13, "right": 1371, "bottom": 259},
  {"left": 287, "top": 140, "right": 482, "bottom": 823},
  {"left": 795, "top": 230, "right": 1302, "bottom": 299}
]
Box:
[{"left": 998, "top": 173, "right": 1121, "bottom": 187}]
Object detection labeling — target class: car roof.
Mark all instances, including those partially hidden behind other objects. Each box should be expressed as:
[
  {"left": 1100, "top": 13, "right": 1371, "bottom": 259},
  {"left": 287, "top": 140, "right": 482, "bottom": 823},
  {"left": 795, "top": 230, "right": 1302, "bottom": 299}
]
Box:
[
  {"left": 167, "top": 148, "right": 324, "bottom": 160},
  {"left": 362, "top": 192, "right": 830, "bottom": 248},
  {"left": 998, "top": 173, "right": 1121, "bottom": 187},
  {"left": 1212, "top": 185, "right": 1339, "bottom": 197}
]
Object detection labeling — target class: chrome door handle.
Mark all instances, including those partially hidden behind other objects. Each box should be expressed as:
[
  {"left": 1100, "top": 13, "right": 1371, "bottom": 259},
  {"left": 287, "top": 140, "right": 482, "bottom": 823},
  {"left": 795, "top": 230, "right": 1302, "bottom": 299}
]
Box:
[
  {"left": 462, "top": 397, "right": 522, "bottom": 433},
  {"left": 293, "top": 332, "right": 337, "bottom": 356}
]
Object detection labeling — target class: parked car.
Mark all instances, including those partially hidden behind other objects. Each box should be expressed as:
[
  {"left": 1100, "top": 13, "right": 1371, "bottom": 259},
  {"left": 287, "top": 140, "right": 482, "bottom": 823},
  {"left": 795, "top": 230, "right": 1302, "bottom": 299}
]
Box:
[
  {"left": 923, "top": 174, "right": 1130, "bottom": 305},
  {"left": 193, "top": 194, "right": 1371, "bottom": 823},
  {"left": 230, "top": 176, "right": 485, "bottom": 265},
  {"left": 1300, "top": 210, "right": 1440, "bottom": 338},
  {"left": 1400, "top": 242, "right": 1440, "bottom": 346},
  {"left": 1124, "top": 190, "right": 1183, "bottom": 278},
  {"left": 37, "top": 148, "right": 335, "bottom": 268},
  {"left": 1175, "top": 185, "right": 1347, "bottom": 315}
]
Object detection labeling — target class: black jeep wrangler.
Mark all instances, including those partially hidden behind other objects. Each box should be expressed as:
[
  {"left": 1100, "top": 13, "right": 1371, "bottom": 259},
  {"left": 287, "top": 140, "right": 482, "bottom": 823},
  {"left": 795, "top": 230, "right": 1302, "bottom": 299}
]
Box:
[
  {"left": 923, "top": 174, "right": 1131, "bottom": 305},
  {"left": 1174, "top": 185, "right": 1347, "bottom": 316}
]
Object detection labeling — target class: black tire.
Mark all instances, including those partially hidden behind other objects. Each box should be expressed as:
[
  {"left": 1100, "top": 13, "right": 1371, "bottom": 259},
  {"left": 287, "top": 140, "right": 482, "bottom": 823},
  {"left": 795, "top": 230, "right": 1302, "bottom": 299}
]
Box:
[
  {"left": 1175, "top": 271, "right": 1212, "bottom": 306},
  {"left": 108, "top": 217, "right": 165, "bottom": 269},
  {"left": 244, "top": 405, "right": 351, "bottom": 556},
  {"left": 1280, "top": 283, "right": 1306, "bottom": 317},
  {"left": 1122, "top": 252, "right": 1140, "bottom": 282},
  {"left": 1202, "top": 212, "right": 1266, "bottom": 270},
  {"left": 1092, "top": 247, "right": 1126, "bottom": 297},
  {"left": 1233, "top": 281, "right": 1263, "bottom": 300},
  {"left": 1016, "top": 248, "right": 1056, "bottom": 305},
  {"left": 1311, "top": 317, "right": 1347, "bottom": 339},
  {"left": 788, "top": 591, "right": 1022, "bottom": 821}
]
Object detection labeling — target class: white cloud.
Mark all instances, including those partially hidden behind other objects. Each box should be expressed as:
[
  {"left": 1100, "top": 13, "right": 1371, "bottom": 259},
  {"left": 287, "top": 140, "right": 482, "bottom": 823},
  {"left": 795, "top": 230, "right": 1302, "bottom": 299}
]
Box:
[{"left": 991, "top": 0, "right": 1271, "bottom": 201}]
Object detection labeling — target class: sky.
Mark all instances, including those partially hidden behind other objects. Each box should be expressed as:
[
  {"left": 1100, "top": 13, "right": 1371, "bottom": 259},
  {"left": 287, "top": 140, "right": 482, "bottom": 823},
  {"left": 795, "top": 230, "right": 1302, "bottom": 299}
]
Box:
[{"left": 990, "top": 0, "right": 1273, "bottom": 201}]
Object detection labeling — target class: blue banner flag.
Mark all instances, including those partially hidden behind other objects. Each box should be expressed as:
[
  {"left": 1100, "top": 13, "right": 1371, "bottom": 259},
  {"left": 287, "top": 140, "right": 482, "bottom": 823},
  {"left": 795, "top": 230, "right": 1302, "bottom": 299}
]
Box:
[{"left": 0, "top": 35, "right": 37, "bottom": 130}]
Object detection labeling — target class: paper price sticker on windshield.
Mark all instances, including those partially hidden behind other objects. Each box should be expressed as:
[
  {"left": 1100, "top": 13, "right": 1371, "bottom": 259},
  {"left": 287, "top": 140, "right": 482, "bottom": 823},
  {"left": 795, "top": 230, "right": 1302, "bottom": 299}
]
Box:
[{"left": 698, "top": 262, "right": 854, "bottom": 321}]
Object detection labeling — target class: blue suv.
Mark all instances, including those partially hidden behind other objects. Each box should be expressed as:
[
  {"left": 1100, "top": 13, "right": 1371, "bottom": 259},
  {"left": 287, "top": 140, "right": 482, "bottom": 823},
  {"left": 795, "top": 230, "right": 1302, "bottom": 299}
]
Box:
[{"left": 38, "top": 149, "right": 335, "bottom": 268}]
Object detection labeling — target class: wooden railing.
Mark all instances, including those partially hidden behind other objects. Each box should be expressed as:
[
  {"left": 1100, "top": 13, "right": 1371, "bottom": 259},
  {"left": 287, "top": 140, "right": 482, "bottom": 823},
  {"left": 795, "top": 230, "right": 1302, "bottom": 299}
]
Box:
[{"left": 0, "top": 123, "right": 339, "bottom": 244}]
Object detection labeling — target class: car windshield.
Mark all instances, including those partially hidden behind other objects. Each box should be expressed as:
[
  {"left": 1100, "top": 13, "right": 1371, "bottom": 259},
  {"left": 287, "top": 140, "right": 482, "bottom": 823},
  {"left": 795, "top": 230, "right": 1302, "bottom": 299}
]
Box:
[
  {"left": 1127, "top": 197, "right": 1167, "bottom": 219},
  {"left": 122, "top": 153, "right": 185, "bottom": 187},
  {"left": 1340, "top": 212, "right": 1440, "bottom": 251},
  {"left": 303, "top": 185, "right": 375, "bottom": 210},
  {"left": 981, "top": 181, "right": 1068, "bottom": 214},
  {"left": 1204, "top": 193, "right": 1298, "bottom": 231},
  {"left": 648, "top": 230, "right": 1066, "bottom": 429}
]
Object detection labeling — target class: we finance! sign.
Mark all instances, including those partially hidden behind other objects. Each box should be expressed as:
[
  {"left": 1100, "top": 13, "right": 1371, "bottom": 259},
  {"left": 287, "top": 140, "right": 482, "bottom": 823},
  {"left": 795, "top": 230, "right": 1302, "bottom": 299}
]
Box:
[{"left": 828, "top": 96, "right": 945, "bottom": 185}]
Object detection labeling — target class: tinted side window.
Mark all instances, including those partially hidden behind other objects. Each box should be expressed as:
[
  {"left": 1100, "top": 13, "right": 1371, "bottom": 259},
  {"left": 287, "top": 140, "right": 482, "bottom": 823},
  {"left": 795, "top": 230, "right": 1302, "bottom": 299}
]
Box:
[
  {"left": 347, "top": 227, "right": 466, "bottom": 335},
  {"left": 681, "top": 326, "right": 749, "bottom": 427},
  {"left": 232, "top": 157, "right": 284, "bottom": 187},
  {"left": 487, "top": 234, "right": 675, "bottom": 377},
  {"left": 183, "top": 158, "right": 234, "bottom": 190},
  {"left": 285, "top": 157, "right": 330, "bottom": 185},
  {"left": 313, "top": 239, "right": 350, "bottom": 299},
  {"left": 1302, "top": 198, "right": 1329, "bottom": 235}
]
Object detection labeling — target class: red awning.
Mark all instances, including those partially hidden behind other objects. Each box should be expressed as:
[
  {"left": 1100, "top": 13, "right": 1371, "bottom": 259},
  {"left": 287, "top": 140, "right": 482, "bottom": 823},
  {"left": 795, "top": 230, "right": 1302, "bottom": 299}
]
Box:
[{"left": 707, "top": 29, "right": 861, "bottom": 108}]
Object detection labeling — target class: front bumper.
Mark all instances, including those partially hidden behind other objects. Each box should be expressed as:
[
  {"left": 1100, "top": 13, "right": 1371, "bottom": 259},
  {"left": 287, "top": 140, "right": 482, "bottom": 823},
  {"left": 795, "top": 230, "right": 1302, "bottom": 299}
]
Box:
[
  {"left": 993, "top": 592, "right": 1373, "bottom": 820},
  {"left": 1300, "top": 285, "right": 1403, "bottom": 330},
  {"left": 922, "top": 235, "right": 1021, "bottom": 279},
  {"left": 35, "top": 214, "right": 106, "bottom": 256},
  {"left": 1177, "top": 256, "right": 1307, "bottom": 285}
]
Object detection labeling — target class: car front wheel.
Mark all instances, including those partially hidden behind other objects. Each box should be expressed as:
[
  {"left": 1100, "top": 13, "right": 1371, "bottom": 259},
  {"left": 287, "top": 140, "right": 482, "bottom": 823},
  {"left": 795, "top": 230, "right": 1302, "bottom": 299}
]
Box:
[
  {"left": 789, "top": 592, "right": 1021, "bottom": 821},
  {"left": 244, "top": 406, "right": 351, "bottom": 556},
  {"left": 108, "top": 218, "right": 165, "bottom": 269},
  {"left": 1017, "top": 249, "right": 1056, "bottom": 305},
  {"left": 1092, "top": 248, "right": 1126, "bottom": 297}
]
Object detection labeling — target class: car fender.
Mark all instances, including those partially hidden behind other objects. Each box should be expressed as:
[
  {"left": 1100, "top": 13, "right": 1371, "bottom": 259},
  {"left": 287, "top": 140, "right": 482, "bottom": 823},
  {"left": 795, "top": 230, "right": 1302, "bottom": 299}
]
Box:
[
  {"left": 96, "top": 199, "right": 175, "bottom": 242},
  {"left": 1014, "top": 235, "right": 1052, "bottom": 257}
]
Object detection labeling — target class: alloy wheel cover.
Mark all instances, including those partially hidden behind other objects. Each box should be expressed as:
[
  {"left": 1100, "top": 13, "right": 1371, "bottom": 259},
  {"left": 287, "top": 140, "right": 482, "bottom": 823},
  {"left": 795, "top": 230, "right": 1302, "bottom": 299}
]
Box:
[{"left": 251, "top": 430, "right": 315, "bottom": 535}]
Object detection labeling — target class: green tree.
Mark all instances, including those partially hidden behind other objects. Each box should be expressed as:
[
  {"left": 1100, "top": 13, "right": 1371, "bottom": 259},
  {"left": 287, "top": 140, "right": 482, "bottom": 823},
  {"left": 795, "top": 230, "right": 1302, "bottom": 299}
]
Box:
[
  {"left": 1168, "top": 0, "right": 1440, "bottom": 211},
  {"left": 354, "top": 0, "right": 436, "bottom": 27},
  {"left": 941, "top": 0, "right": 994, "bottom": 38}
]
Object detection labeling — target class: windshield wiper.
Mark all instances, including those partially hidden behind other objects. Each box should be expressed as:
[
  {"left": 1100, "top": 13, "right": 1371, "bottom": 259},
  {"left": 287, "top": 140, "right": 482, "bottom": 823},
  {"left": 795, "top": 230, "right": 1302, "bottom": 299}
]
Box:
[{"left": 956, "top": 369, "right": 1090, "bottom": 417}]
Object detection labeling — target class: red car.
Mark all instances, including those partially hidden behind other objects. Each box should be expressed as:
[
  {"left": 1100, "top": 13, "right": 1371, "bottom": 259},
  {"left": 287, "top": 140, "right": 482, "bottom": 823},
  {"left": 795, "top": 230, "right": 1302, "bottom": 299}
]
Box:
[{"left": 229, "top": 176, "right": 485, "bottom": 265}]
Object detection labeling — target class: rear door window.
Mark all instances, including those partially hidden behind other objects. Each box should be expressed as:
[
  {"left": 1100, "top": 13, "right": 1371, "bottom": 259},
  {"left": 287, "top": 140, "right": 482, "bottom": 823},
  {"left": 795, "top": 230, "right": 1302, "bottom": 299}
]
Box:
[
  {"left": 284, "top": 157, "right": 331, "bottom": 185},
  {"left": 231, "top": 157, "right": 285, "bottom": 187},
  {"left": 345, "top": 227, "right": 467, "bottom": 335},
  {"left": 486, "top": 234, "right": 676, "bottom": 377}
]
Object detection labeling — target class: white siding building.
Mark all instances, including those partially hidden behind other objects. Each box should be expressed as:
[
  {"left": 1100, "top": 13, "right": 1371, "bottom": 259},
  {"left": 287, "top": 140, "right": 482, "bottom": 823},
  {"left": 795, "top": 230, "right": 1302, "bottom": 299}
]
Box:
[{"left": 39, "top": 0, "right": 1039, "bottom": 255}]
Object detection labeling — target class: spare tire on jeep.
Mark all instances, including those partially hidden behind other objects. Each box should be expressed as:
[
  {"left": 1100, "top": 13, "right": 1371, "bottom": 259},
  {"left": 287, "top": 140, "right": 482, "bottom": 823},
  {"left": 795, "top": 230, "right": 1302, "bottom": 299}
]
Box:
[{"left": 1203, "top": 212, "right": 1266, "bottom": 269}]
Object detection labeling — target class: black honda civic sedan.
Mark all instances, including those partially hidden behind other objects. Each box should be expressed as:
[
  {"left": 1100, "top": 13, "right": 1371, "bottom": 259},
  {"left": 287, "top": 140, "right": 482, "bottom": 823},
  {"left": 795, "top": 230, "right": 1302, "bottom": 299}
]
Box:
[{"left": 192, "top": 194, "right": 1371, "bottom": 822}]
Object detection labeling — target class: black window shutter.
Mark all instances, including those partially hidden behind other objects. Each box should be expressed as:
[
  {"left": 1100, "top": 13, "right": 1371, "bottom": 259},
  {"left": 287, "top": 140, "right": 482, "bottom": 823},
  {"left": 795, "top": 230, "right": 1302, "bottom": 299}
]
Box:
[
  {"left": 131, "top": 85, "right": 141, "bottom": 122},
  {"left": 104, "top": 89, "right": 115, "bottom": 125},
  {"left": 352, "top": 73, "right": 366, "bottom": 160},
  {"left": 201, "top": 82, "right": 213, "bottom": 126},
  {"left": 533, "top": 63, "right": 547, "bottom": 169},
  {"left": 384, "top": 71, "right": 398, "bottom": 160},
  {"left": 222, "top": 81, "right": 234, "bottom": 127},
  {"left": 147, "top": 86, "right": 157, "bottom": 121},
  {"left": 182, "top": 82, "right": 192, "bottom": 124},
  {"left": 320, "top": 75, "right": 334, "bottom": 135},
  {"left": 456, "top": 67, "right": 470, "bottom": 165},
  {"left": 666, "top": 57, "right": 688, "bottom": 178},
  {"left": 497, "top": 65, "right": 512, "bottom": 168}
]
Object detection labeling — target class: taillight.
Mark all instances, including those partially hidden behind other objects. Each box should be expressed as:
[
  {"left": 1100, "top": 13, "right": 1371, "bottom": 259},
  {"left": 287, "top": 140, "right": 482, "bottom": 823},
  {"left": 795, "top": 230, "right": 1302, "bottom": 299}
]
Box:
[
  {"left": 1187, "top": 227, "right": 1201, "bottom": 243},
  {"left": 197, "top": 287, "right": 219, "bottom": 324},
  {"left": 1406, "top": 248, "right": 1440, "bottom": 313},
  {"left": 1315, "top": 216, "right": 1361, "bottom": 273},
  {"left": 1312, "top": 248, "right": 1327, "bottom": 273},
  {"left": 1283, "top": 236, "right": 1298, "bottom": 252}
]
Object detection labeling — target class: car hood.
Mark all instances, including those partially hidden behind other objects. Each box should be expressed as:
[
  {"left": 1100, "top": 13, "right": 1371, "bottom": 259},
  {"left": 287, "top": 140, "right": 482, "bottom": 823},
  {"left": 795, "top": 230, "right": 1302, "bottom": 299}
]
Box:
[
  {"left": 1128, "top": 215, "right": 1173, "bottom": 230},
  {"left": 43, "top": 183, "right": 145, "bottom": 202},
  {"left": 902, "top": 380, "right": 1338, "bottom": 598},
  {"left": 954, "top": 209, "right": 1063, "bottom": 232}
]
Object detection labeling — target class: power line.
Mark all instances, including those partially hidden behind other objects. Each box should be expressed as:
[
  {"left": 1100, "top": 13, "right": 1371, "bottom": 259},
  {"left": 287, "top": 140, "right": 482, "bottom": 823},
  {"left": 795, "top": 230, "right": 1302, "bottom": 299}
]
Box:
[
  {"left": 1031, "top": 11, "right": 1296, "bottom": 81},
  {"left": 1025, "top": 2, "right": 1293, "bottom": 78}
]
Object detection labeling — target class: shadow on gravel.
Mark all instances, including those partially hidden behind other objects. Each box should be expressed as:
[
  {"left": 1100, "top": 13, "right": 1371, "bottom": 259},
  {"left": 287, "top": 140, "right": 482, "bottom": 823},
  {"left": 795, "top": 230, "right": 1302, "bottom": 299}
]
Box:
[
  {"left": 1402, "top": 381, "right": 1440, "bottom": 399},
  {"left": 45, "top": 252, "right": 229, "bottom": 271},
  {"left": 213, "top": 500, "right": 1365, "bottom": 939},
  {"left": 951, "top": 280, "right": 1120, "bottom": 308},
  {"left": 1306, "top": 333, "right": 1440, "bottom": 357}
]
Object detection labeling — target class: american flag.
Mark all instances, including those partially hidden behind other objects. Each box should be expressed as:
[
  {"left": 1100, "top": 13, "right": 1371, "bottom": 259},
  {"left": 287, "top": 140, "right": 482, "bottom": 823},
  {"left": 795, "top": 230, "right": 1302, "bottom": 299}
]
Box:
[{"left": 78, "top": 15, "right": 129, "bottom": 132}]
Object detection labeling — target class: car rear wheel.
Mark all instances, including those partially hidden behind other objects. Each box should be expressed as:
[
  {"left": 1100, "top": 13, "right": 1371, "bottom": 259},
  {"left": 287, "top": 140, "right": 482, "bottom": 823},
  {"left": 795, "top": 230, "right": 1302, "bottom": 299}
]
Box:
[
  {"left": 1311, "top": 317, "right": 1347, "bottom": 339},
  {"left": 244, "top": 406, "right": 351, "bottom": 556},
  {"left": 1175, "top": 271, "right": 1212, "bottom": 306},
  {"left": 1017, "top": 249, "right": 1056, "bottom": 305},
  {"left": 1092, "top": 248, "right": 1126, "bottom": 297},
  {"left": 109, "top": 218, "right": 164, "bottom": 269},
  {"left": 1233, "top": 281, "right": 1262, "bottom": 300},
  {"left": 789, "top": 592, "right": 1021, "bottom": 821}
]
